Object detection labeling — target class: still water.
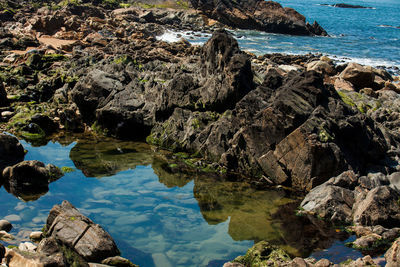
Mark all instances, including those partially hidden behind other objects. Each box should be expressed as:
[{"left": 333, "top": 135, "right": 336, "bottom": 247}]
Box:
[{"left": 0, "top": 135, "right": 357, "bottom": 266}]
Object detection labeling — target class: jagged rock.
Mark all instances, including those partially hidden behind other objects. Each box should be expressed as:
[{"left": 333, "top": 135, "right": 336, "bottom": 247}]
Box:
[
  {"left": 46, "top": 200, "right": 120, "bottom": 262},
  {"left": 0, "top": 134, "right": 25, "bottom": 174},
  {"left": 0, "top": 219, "right": 12, "bottom": 232},
  {"left": 352, "top": 186, "right": 400, "bottom": 227},
  {"left": 2, "top": 160, "right": 63, "bottom": 201},
  {"left": 339, "top": 63, "right": 375, "bottom": 90},
  {"left": 190, "top": 0, "right": 327, "bottom": 36},
  {"left": 386, "top": 238, "right": 400, "bottom": 267}
]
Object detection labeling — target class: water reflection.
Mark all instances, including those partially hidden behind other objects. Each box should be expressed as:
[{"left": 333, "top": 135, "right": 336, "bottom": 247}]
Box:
[{"left": 0, "top": 136, "right": 347, "bottom": 266}]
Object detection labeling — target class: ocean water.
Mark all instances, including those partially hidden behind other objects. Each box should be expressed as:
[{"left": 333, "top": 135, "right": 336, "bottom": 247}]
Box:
[
  {"left": 158, "top": 0, "right": 400, "bottom": 71},
  {"left": 1, "top": 137, "right": 350, "bottom": 267}
]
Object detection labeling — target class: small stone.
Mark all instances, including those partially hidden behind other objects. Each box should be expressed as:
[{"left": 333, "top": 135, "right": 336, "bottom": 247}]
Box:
[
  {"left": 29, "top": 231, "right": 43, "bottom": 241},
  {"left": 0, "top": 219, "right": 12, "bottom": 232},
  {"left": 292, "top": 257, "right": 309, "bottom": 267},
  {"left": 222, "top": 263, "right": 245, "bottom": 267},
  {"left": 101, "top": 256, "right": 138, "bottom": 267},
  {"left": 0, "top": 230, "right": 14, "bottom": 241}
]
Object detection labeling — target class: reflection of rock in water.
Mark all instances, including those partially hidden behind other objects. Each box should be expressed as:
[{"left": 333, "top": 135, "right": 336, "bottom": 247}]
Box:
[
  {"left": 193, "top": 176, "right": 346, "bottom": 257},
  {"left": 152, "top": 158, "right": 192, "bottom": 188},
  {"left": 114, "top": 239, "right": 155, "bottom": 267},
  {"left": 69, "top": 138, "right": 153, "bottom": 177}
]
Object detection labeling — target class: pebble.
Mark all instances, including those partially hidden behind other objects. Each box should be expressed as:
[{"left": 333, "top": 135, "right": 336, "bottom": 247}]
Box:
[
  {"left": 29, "top": 231, "right": 43, "bottom": 241},
  {"left": 0, "top": 220, "right": 12, "bottom": 232},
  {"left": 0, "top": 230, "right": 14, "bottom": 241}
]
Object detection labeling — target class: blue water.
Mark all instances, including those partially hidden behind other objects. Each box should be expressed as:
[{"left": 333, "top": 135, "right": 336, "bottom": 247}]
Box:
[
  {"left": 0, "top": 138, "right": 312, "bottom": 267},
  {"left": 161, "top": 0, "right": 400, "bottom": 71}
]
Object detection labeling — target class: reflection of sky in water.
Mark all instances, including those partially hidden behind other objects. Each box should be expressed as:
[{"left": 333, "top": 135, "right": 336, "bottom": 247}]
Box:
[
  {"left": 0, "top": 139, "right": 366, "bottom": 266},
  {"left": 0, "top": 140, "right": 253, "bottom": 267}
]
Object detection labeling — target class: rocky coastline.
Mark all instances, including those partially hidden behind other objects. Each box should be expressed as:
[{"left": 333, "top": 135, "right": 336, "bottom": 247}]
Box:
[{"left": 1, "top": 0, "right": 400, "bottom": 266}]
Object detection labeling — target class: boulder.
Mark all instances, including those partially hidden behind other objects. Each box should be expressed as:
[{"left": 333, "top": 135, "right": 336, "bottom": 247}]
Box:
[
  {"left": 2, "top": 160, "right": 63, "bottom": 201},
  {"left": 46, "top": 200, "right": 120, "bottom": 262},
  {"left": 339, "top": 63, "right": 375, "bottom": 90},
  {"left": 0, "top": 243, "right": 4, "bottom": 261},
  {"left": 0, "top": 134, "right": 25, "bottom": 173},
  {"left": 352, "top": 186, "right": 400, "bottom": 227},
  {"left": 101, "top": 256, "right": 138, "bottom": 267}
]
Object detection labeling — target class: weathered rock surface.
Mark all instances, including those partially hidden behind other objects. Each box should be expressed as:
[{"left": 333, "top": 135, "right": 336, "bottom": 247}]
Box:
[
  {"left": 2, "top": 160, "right": 63, "bottom": 201},
  {"left": 301, "top": 171, "right": 400, "bottom": 228},
  {"left": 339, "top": 62, "right": 375, "bottom": 90},
  {"left": 190, "top": 0, "right": 328, "bottom": 36},
  {"left": 3, "top": 247, "right": 66, "bottom": 267},
  {"left": 46, "top": 200, "right": 120, "bottom": 262},
  {"left": 386, "top": 237, "right": 400, "bottom": 267}
]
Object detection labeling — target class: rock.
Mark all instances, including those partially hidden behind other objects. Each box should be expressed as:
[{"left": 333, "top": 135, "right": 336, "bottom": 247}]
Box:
[
  {"left": 314, "top": 258, "right": 332, "bottom": 267},
  {"left": 0, "top": 219, "right": 12, "bottom": 232},
  {"left": 30, "top": 231, "right": 43, "bottom": 242},
  {"left": 359, "top": 87, "right": 377, "bottom": 98},
  {"left": 30, "top": 114, "right": 59, "bottom": 134},
  {"left": 190, "top": 0, "right": 327, "bottom": 36},
  {"left": 0, "top": 230, "right": 13, "bottom": 241},
  {"left": 334, "top": 77, "right": 355, "bottom": 91},
  {"left": 3, "top": 248, "right": 66, "bottom": 267},
  {"left": 46, "top": 200, "right": 120, "bottom": 262},
  {"left": 101, "top": 256, "right": 138, "bottom": 267},
  {"left": 339, "top": 63, "right": 375, "bottom": 90},
  {"left": 300, "top": 178, "right": 355, "bottom": 224},
  {"left": 352, "top": 186, "right": 400, "bottom": 227},
  {"left": 223, "top": 263, "right": 244, "bottom": 267},
  {"left": 233, "top": 241, "right": 291, "bottom": 266},
  {"left": 0, "top": 243, "right": 4, "bottom": 260},
  {"left": 0, "top": 77, "right": 8, "bottom": 107},
  {"left": 2, "top": 160, "right": 63, "bottom": 201},
  {"left": 386, "top": 237, "right": 400, "bottom": 267},
  {"left": 351, "top": 233, "right": 382, "bottom": 250},
  {"left": 18, "top": 242, "right": 37, "bottom": 253},
  {"left": 331, "top": 3, "right": 373, "bottom": 9},
  {"left": 306, "top": 60, "right": 336, "bottom": 75},
  {"left": 0, "top": 134, "right": 25, "bottom": 172}
]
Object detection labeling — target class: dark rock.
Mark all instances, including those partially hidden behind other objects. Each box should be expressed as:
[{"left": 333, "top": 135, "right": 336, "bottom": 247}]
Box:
[
  {"left": 46, "top": 200, "right": 120, "bottom": 262},
  {"left": 0, "top": 78, "right": 8, "bottom": 107},
  {"left": 0, "top": 243, "right": 5, "bottom": 260},
  {"left": 326, "top": 3, "right": 373, "bottom": 9},
  {"left": 0, "top": 133, "right": 25, "bottom": 172},
  {"left": 4, "top": 248, "right": 67, "bottom": 267},
  {"left": 2, "top": 160, "right": 63, "bottom": 201},
  {"left": 30, "top": 114, "right": 59, "bottom": 134},
  {"left": 0, "top": 219, "right": 12, "bottom": 232},
  {"left": 339, "top": 63, "right": 375, "bottom": 90},
  {"left": 190, "top": 0, "right": 327, "bottom": 36}
]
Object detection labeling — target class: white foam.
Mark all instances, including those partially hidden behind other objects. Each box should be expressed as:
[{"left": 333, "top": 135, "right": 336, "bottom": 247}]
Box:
[{"left": 156, "top": 30, "right": 182, "bottom": 43}]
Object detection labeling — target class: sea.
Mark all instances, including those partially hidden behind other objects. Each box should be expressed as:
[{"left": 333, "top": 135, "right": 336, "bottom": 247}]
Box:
[{"left": 157, "top": 0, "right": 400, "bottom": 74}]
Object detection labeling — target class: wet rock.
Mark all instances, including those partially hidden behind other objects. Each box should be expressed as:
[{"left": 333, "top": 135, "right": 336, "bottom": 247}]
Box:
[
  {"left": 0, "top": 243, "right": 4, "bottom": 261},
  {"left": 233, "top": 241, "right": 291, "bottom": 266},
  {"left": 2, "top": 160, "right": 63, "bottom": 201},
  {"left": 351, "top": 233, "right": 382, "bottom": 250},
  {"left": 339, "top": 63, "right": 375, "bottom": 90},
  {"left": 0, "top": 219, "right": 12, "bottom": 232},
  {"left": 46, "top": 200, "right": 120, "bottom": 262},
  {"left": 352, "top": 186, "right": 400, "bottom": 227},
  {"left": 0, "top": 230, "right": 13, "bottom": 241},
  {"left": 101, "top": 256, "right": 138, "bottom": 267},
  {"left": 18, "top": 242, "right": 37, "bottom": 253}
]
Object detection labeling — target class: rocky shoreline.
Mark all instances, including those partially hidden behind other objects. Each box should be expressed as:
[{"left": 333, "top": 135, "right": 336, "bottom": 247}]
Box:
[{"left": 1, "top": 0, "right": 400, "bottom": 266}]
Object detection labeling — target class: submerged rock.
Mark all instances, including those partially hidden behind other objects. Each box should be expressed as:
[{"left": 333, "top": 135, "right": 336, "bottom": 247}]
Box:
[{"left": 0, "top": 219, "right": 12, "bottom": 232}]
